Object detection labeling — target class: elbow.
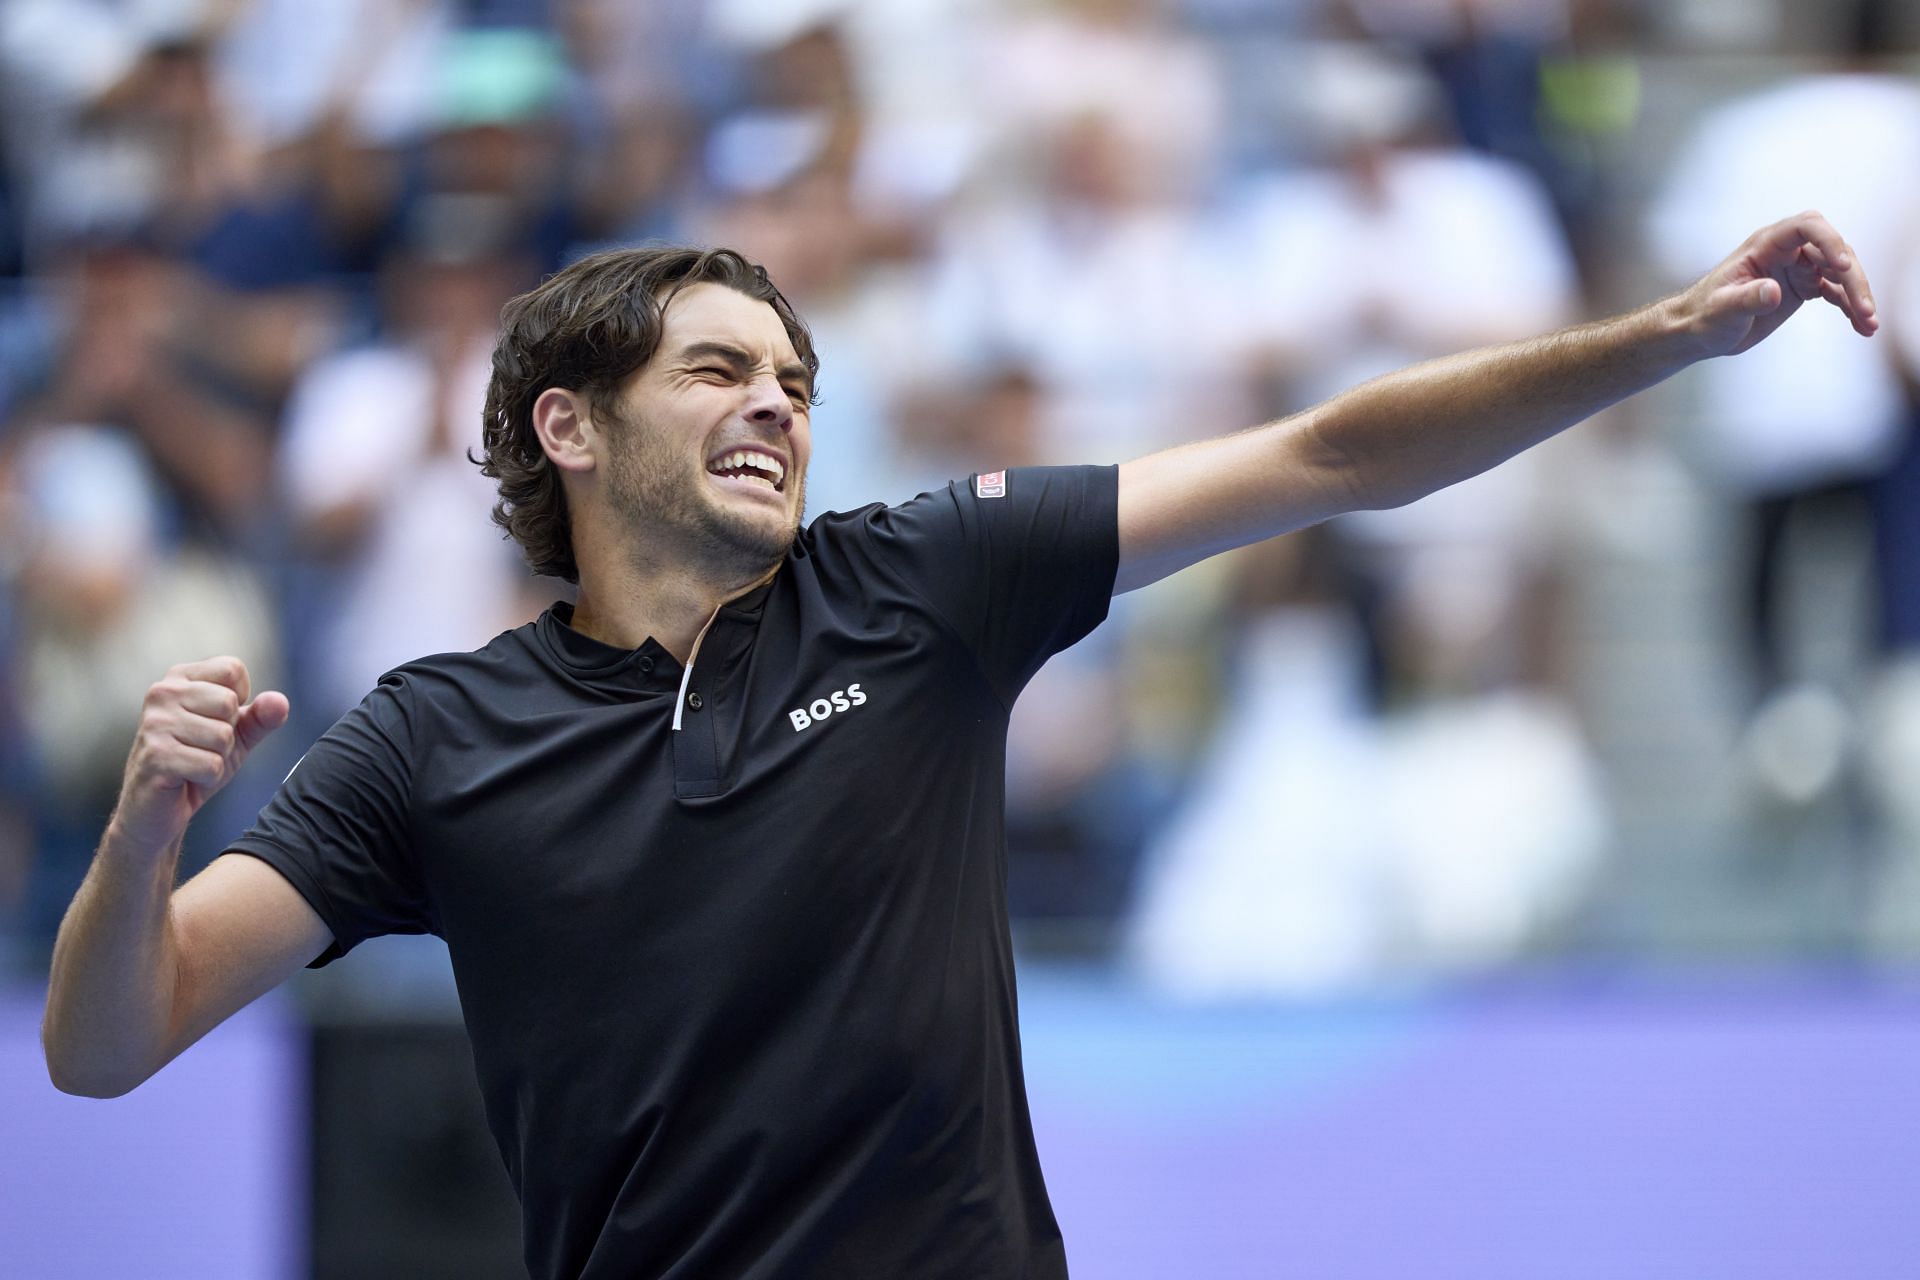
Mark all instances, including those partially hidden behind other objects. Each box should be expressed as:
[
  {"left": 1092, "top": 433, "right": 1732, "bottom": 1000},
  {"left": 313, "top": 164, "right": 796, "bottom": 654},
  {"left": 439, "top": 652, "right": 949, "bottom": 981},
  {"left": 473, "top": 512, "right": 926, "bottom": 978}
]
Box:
[
  {"left": 52, "top": 1076, "right": 138, "bottom": 1100},
  {"left": 41, "top": 1026, "right": 147, "bottom": 1099},
  {"left": 45, "top": 1055, "right": 145, "bottom": 1099}
]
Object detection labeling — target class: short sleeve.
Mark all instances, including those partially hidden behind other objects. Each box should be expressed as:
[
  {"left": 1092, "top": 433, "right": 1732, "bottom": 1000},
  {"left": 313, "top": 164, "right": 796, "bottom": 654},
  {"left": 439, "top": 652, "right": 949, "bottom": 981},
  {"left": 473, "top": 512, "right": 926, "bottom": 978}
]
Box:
[
  {"left": 222, "top": 674, "right": 432, "bottom": 967},
  {"left": 834, "top": 464, "right": 1118, "bottom": 705}
]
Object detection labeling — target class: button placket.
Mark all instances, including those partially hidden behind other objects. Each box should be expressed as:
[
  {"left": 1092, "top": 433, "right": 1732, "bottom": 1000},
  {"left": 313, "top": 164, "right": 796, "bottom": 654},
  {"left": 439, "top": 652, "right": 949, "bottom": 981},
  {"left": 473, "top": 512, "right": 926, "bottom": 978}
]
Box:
[{"left": 672, "top": 658, "right": 721, "bottom": 797}]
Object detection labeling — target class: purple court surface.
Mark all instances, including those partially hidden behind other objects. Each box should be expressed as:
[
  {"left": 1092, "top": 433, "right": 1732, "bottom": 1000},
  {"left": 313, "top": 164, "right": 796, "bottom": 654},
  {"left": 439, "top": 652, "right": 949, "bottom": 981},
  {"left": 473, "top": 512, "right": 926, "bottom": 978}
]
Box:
[
  {"left": 4, "top": 970, "right": 1918, "bottom": 1278},
  {"left": 1023, "top": 969, "right": 1920, "bottom": 1279}
]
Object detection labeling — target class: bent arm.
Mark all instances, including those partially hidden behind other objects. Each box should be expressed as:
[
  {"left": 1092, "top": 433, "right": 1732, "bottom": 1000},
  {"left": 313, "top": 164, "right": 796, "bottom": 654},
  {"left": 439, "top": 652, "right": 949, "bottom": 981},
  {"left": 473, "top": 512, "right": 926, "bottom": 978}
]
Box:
[
  {"left": 43, "top": 833, "right": 331, "bottom": 1098},
  {"left": 42, "top": 827, "right": 189, "bottom": 1098},
  {"left": 1116, "top": 211, "right": 1879, "bottom": 594},
  {"left": 42, "top": 655, "right": 316, "bottom": 1097}
]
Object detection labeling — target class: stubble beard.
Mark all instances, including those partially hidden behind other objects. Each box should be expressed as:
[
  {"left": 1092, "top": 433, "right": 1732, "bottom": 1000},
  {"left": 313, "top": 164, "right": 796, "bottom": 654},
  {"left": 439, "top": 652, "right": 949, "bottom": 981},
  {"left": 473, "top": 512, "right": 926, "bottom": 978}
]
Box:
[{"left": 604, "top": 410, "right": 804, "bottom": 580}]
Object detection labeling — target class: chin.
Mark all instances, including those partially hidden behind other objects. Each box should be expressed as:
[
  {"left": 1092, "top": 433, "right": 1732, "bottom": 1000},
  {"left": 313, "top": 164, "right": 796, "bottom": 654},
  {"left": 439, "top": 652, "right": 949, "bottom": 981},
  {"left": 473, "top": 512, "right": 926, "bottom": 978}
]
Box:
[
  {"left": 721, "top": 482, "right": 804, "bottom": 551},
  {"left": 698, "top": 504, "right": 800, "bottom": 569}
]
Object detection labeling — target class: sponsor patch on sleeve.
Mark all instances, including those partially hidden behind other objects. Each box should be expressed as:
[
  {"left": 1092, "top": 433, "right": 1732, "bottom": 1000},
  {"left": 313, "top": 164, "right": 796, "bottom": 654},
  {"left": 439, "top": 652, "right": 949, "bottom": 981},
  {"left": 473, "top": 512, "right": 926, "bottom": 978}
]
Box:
[{"left": 975, "top": 470, "right": 1007, "bottom": 499}]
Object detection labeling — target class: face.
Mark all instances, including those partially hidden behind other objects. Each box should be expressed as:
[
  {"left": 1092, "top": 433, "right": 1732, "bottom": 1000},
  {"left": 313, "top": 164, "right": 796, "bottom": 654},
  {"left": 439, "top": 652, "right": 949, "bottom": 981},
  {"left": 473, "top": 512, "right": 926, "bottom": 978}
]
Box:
[{"left": 599, "top": 282, "right": 813, "bottom": 576}]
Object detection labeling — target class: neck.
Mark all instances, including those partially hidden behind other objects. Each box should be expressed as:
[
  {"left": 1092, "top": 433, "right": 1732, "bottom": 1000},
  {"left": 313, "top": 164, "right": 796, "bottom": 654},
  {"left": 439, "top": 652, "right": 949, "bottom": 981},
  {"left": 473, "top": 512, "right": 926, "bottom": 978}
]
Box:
[{"left": 567, "top": 548, "right": 779, "bottom": 664}]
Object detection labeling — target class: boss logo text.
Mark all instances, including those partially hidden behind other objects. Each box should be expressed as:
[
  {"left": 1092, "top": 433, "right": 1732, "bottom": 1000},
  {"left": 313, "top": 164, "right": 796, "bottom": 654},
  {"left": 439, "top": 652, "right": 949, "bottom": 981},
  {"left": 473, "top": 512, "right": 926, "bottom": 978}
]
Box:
[{"left": 788, "top": 683, "right": 868, "bottom": 732}]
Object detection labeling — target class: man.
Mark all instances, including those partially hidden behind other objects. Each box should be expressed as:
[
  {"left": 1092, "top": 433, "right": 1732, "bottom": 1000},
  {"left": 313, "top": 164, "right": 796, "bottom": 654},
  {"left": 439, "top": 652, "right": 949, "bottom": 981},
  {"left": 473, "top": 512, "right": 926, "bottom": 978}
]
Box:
[{"left": 41, "top": 215, "right": 1877, "bottom": 1278}]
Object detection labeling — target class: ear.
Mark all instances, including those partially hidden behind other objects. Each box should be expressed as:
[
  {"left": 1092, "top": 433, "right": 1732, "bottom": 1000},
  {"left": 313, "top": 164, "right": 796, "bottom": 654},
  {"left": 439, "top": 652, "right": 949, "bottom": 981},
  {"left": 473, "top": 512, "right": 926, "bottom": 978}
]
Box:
[{"left": 532, "top": 388, "right": 600, "bottom": 475}]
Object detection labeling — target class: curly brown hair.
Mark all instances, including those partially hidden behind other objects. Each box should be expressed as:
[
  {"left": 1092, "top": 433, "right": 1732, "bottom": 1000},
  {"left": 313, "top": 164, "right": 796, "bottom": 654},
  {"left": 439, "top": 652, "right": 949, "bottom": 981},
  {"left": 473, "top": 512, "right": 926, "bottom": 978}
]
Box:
[{"left": 475, "top": 246, "right": 819, "bottom": 582}]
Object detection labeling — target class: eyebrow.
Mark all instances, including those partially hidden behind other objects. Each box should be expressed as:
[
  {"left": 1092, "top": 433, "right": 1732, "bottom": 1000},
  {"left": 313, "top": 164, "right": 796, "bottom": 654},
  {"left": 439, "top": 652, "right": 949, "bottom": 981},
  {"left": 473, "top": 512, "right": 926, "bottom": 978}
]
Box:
[{"left": 678, "top": 340, "right": 813, "bottom": 396}]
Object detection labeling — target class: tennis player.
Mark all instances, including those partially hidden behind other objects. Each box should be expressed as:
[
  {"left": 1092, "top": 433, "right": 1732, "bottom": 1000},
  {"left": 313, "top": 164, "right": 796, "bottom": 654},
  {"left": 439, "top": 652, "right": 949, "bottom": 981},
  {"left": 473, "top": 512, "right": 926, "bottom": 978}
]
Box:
[{"left": 43, "top": 212, "right": 1876, "bottom": 1279}]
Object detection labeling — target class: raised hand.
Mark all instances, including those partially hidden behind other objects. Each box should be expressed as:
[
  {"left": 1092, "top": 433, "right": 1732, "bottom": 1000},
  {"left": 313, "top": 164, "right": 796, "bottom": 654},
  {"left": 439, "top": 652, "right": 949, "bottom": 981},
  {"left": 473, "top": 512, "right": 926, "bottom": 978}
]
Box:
[
  {"left": 1674, "top": 210, "right": 1879, "bottom": 358},
  {"left": 110, "top": 657, "right": 291, "bottom": 856}
]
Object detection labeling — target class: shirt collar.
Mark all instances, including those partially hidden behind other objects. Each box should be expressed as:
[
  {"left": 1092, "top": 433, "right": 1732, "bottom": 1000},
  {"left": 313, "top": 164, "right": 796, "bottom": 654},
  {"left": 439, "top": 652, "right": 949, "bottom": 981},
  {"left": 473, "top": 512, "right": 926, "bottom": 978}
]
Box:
[{"left": 532, "top": 582, "right": 779, "bottom": 684}]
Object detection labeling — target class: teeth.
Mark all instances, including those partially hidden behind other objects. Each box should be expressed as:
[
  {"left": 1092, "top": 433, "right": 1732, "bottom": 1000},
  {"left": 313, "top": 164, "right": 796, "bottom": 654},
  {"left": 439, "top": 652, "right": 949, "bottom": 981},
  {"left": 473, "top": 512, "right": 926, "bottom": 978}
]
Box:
[{"left": 710, "top": 449, "right": 785, "bottom": 488}]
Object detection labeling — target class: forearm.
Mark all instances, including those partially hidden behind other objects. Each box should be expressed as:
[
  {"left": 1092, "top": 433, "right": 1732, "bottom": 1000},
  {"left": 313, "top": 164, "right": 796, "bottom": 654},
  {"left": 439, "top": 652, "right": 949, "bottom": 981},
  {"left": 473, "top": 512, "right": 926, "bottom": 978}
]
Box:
[
  {"left": 42, "top": 825, "right": 186, "bottom": 1097},
  {"left": 1307, "top": 295, "right": 1698, "bottom": 511},
  {"left": 1118, "top": 212, "right": 1876, "bottom": 593}
]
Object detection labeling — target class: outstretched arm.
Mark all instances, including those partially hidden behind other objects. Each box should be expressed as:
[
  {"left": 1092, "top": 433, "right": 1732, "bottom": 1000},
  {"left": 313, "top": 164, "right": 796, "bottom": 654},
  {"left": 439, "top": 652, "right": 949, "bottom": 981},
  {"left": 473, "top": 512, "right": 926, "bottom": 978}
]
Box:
[{"left": 1115, "top": 211, "right": 1879, "bottom": 594}]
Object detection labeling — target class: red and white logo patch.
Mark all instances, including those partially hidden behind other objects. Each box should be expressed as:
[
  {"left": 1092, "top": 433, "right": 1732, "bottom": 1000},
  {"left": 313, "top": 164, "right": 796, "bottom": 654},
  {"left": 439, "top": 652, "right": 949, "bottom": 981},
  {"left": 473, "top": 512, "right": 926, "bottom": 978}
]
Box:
[{"left": 975, "top": 470, "right": 1007, "bottom": 499}]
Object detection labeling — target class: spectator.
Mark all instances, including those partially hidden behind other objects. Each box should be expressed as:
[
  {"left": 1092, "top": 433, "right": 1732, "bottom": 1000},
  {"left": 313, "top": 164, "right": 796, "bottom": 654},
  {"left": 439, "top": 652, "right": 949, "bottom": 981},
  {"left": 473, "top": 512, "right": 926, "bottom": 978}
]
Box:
[
  {"left": 278, "top": 204, "right": 541, "bottom": 720},
  {"left": 1130, "top": 45, "right": 1604, "bottom": 992},
  {"left": 1647, "top": 13, "right": 1920, "bottom": 804},
  {"left": 9, "top": 231, "right": 275, "bottom": 545},
  {"left": 0, "top": 424, "right": 277, "bottom": 966}
]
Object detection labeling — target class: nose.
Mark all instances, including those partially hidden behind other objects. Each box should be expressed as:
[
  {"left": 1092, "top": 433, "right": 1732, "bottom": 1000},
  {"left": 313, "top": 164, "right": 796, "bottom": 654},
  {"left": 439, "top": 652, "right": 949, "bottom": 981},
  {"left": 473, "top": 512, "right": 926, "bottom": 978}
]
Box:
[{"left": 742, "top": 375, "right": 793, "bottom": 432}]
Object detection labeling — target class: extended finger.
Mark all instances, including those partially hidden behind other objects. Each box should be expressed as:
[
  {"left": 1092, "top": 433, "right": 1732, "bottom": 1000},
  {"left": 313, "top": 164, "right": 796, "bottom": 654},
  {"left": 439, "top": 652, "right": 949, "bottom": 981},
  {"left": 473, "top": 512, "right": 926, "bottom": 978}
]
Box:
[
  {"left": 1820, "top": 258, "right": 1878, "bottom": 334},
  {"left": 173, "top": 656, "right": 251, "bottom": 704},
  {"left": 1833, "top": 260, "right": 1876, "bottom": 334},
  {"left": 1760, "top": 210, "right": 1852, "bottom": 268},
  {"left": 1817, "top": 275, "right": 1860, "bottom": 318},
  {"left": 1791, "top": 226, "right": 1877, "bottom": 332}
]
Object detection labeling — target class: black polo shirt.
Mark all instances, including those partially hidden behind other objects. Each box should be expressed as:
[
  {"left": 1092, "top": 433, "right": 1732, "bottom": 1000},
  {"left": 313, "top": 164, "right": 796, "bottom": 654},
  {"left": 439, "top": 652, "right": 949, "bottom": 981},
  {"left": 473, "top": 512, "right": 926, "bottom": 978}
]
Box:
[{"left": 226, "top": 465, "right": 1119, "bottom": 1280}]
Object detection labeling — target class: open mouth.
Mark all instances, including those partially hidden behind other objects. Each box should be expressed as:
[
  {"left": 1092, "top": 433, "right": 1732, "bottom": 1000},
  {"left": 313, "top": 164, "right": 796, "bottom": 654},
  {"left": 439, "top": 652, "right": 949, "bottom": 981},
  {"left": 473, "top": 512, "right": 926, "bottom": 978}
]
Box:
[{"left": 706, "top": 447, "right": 787, "bottom": 494}]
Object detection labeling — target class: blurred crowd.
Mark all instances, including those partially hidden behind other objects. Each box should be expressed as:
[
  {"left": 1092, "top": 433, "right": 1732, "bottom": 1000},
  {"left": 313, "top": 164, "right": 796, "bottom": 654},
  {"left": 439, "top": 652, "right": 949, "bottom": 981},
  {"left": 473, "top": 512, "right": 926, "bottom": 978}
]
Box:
[{"left": 5, "top": 0, "right": 1920, "bottom": 991}]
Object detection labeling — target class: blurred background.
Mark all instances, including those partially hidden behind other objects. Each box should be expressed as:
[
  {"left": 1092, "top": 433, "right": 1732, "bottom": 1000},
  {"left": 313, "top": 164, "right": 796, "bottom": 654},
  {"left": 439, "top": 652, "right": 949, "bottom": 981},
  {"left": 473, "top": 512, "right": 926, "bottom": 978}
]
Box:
[{"left": 4, "top": 0, "right": 1920, "bottom": 1275}]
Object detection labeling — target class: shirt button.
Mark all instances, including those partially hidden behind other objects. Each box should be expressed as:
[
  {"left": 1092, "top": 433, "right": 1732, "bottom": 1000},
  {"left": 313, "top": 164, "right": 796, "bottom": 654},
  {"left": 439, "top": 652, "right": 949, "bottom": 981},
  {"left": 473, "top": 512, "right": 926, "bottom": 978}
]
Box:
[
  {"left": 686, "top": 692, "right": 703, "bottom": 711},
  {"left": 638, "top": 656, "right": 655, "bottom": 675}
]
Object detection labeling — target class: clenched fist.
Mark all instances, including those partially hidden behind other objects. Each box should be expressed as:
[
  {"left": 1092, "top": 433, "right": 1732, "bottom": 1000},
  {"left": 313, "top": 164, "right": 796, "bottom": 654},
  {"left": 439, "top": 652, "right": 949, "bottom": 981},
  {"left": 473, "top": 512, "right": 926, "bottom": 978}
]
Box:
[{"left": 109, "top": 657, "right": 291, "bottom": 856}]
